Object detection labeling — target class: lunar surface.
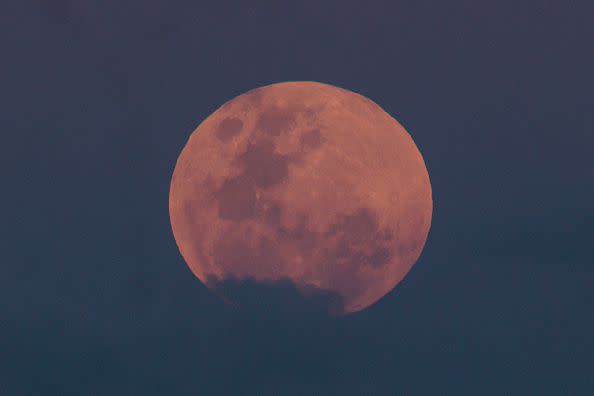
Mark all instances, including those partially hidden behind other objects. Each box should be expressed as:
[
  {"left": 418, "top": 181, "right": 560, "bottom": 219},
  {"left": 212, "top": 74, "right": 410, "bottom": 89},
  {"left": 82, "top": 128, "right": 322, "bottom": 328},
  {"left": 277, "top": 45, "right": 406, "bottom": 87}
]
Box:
[{"left": 169, "top": 81, "right": 432, "bottom": 315}]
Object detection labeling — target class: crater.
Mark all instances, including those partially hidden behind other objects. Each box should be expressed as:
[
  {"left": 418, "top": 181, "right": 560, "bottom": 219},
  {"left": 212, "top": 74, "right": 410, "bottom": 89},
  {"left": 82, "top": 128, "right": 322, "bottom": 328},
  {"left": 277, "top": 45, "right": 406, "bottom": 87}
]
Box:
[
  {"left": 300, "top": 128, "right": 325, "bottom": 150},
  {"left": 325, "top": 207, "right": 395, "bottom": 269},
  {"left": 276, "top": 213, "right": 318, "bottom": 251},
  {"left": 216, "top": 117, "right": 243, "bottom": 141},
  {"left": 261, "top": 201, "right": 281, "bottom": 226},
  {"left": 368, "top": 247, "right": 392, "bottom": 268},
  {"left": 241, "top": 87, "right": 265, "bottom": 109},
  {"left": 326, "top": 207, "right": 378, "bottom": 244}
]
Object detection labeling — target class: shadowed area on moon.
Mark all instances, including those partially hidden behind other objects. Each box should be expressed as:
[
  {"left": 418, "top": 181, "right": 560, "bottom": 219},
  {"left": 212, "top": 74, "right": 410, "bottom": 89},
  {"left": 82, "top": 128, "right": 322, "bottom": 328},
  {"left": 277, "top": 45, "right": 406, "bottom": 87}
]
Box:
[{"left": 215, "top": 117, "right": 243, "bottom": 141}]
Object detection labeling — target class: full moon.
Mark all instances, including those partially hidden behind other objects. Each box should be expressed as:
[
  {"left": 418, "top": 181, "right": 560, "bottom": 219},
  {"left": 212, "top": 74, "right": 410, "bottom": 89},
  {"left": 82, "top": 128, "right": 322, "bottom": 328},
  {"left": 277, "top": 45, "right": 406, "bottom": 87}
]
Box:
[{"left": 169, "top": 81, "right": 432, "bottom": 315}]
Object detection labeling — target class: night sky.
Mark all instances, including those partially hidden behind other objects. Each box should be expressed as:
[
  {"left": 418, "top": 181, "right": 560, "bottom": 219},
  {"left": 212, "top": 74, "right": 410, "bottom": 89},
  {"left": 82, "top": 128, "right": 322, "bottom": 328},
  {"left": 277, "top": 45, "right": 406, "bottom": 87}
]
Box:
[{"left": 3, "top": 1, "right": 593, "bottom": 394}]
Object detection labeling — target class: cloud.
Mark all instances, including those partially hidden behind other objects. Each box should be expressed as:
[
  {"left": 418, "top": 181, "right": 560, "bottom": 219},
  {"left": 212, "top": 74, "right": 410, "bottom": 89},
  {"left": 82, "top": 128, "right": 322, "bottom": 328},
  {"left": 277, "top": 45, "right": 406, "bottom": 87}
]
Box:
[{"left": 206, "top": 276, "right": 346, "bottom": 317}]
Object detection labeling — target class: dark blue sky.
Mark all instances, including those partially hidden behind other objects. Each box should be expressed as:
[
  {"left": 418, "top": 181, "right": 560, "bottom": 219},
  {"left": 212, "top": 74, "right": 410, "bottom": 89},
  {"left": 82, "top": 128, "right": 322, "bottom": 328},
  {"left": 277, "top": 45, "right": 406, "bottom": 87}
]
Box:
[{"left": 3, "top": 1, "right": 593, "bottom": 394}]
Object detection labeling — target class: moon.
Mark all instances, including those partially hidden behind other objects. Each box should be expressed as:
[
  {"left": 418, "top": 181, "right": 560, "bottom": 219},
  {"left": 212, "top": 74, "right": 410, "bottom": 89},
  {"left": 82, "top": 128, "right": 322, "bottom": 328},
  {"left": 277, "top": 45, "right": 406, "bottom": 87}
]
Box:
[{"left": 169, "top": 81, "right": 432, "bottom": 315}]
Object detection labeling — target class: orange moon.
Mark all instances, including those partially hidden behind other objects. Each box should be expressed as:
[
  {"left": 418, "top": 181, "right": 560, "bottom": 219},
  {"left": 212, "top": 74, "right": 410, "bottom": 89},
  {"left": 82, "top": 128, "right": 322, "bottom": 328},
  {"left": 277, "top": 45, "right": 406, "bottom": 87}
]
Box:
[{"left": 169, "top": 81, "right": 432, "bottom": 315}]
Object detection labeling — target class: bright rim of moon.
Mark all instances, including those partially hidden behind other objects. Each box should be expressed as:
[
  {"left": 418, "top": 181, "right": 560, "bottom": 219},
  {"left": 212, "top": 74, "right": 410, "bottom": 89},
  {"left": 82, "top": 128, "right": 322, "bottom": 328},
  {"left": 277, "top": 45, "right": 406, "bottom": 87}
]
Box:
[{"left": 169, "top": 81, "right": 432, "bottom": 315}]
